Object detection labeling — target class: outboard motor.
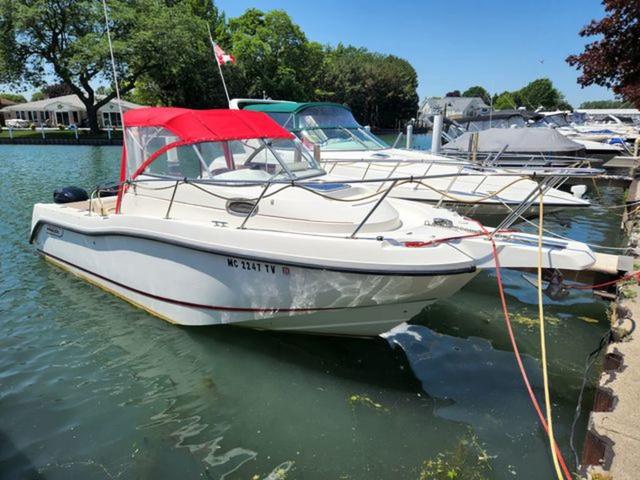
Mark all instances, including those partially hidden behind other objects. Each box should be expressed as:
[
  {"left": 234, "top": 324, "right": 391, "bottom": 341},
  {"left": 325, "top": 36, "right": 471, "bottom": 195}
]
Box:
[{"left": 53, "top": 186, "right": 89, "bottom": 204}]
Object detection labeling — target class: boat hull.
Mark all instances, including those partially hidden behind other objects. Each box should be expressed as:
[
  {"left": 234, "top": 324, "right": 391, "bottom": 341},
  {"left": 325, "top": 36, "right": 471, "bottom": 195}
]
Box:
[{"left": 33, "top": 224, "right": 477, "bottom": 336}]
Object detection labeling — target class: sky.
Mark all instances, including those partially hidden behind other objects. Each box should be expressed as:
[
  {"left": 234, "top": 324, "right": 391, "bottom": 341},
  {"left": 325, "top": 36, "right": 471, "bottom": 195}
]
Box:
[{"left": 217, "top": 0, "right": 613, "bottom": 107}]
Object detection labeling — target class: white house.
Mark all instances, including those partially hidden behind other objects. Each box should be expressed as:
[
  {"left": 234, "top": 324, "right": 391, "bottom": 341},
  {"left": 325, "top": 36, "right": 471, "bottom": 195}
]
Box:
[
  {"left": 0, "top": 94, "right": 141, "bottom": 128},
  {"left": 420, "top": 96, "right": 491, "bottom": 120}
]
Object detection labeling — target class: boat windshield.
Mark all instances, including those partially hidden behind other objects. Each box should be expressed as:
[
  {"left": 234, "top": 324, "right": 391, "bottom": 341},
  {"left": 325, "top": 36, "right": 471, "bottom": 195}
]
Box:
[
  {"left": 544, "top": 114, "right": 570, "bottom": 127},
  {"left": 569, "top": 112, "right": 587, "bottom": 125},
  {"left": 125, "top": 127, "right": 324, "bottom": 182},
  {"left": 465, "top": 116, "right": 527, "bottom": 131},
  {"left": 267, "top": 106, "right": 388, "bottom": 151}
]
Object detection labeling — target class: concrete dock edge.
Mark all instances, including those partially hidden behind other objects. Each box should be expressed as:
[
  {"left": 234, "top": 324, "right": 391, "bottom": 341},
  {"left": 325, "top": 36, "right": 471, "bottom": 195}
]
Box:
[{"left": 581, "top": 177, "right": 640, "bottom": 480}]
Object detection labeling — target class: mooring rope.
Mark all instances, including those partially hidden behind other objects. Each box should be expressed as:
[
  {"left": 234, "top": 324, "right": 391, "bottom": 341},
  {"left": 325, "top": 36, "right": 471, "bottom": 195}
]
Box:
[{"left": 474, "top": 205, "right": 573, "bottom": 480}]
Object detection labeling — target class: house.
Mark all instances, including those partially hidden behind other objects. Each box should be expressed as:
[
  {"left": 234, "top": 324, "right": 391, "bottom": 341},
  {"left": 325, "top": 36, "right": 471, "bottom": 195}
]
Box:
[
  {"left": 0, "top": 98, "right": 17, "bottom": 126},
  {"left": 420, "top": 96, "right": 491, "bottom": 120},
  {"left": 0, "top": 94, "right": 141, "bottom": 128}
]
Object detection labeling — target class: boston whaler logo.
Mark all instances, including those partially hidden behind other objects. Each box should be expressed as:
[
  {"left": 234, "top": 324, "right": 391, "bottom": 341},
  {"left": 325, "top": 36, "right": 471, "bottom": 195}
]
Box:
[{"left": 45, "top": 225, "right": 63, "bottom": 238}]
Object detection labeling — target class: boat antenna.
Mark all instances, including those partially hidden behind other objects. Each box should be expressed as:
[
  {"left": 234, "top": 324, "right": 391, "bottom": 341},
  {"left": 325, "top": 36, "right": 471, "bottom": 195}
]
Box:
[
  {"left": 101, "top": 0, "right": 125, "bottom": 125},
  {"left": 101, "top": 0, "right": 127, "bottom": 215}
]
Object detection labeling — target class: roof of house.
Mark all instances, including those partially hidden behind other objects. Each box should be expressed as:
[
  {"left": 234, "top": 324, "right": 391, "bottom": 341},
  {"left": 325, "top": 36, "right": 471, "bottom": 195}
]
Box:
[
  {"left": 0, "top": 98, "right": 17, "bottom": 107},
  {"left": 0, "top": 94, "right": 141, "bottom": 112},
  {"left": 422, "top": 96, "right": 489, "bottom": 112}
]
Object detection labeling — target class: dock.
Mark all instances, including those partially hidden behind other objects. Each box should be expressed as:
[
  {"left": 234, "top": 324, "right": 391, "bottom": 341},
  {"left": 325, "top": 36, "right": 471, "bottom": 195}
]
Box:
[{"left": 581, "top": 176, "right": 640, "bottom": 479}]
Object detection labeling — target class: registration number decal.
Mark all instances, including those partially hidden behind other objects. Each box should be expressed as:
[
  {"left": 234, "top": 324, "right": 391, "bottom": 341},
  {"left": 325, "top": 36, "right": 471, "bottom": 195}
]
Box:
[{"left": 226, "top": 257, "right": 289, "bottom": 275}]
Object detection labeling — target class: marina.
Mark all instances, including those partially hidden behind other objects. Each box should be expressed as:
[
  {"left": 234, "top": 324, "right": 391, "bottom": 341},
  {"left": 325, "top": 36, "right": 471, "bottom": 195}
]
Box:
[
  {"left": 0, "top": 143, "right": 629, "bottom": 479},
  {"left": 1, "top": 1, "right": 640, "bottom": 479}
]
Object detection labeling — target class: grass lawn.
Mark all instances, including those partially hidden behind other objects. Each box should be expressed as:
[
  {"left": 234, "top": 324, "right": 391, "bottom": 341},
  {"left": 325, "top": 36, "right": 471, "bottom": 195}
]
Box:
[{"left": 0, "top": 129, "right": 122, "bottom": 140}]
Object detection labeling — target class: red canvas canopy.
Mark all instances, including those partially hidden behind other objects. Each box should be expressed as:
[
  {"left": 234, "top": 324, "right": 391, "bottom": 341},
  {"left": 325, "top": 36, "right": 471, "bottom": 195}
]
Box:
[
  {"left": 123, "top": 107, "right": 293, "bottom": 143},
  {"left": 115, "top": 108, "right": 294, "bottom": 213}
]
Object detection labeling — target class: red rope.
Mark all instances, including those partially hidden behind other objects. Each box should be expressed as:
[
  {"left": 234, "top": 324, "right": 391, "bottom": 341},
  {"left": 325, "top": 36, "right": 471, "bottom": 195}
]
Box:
[{"left": 480, "top": 221, "right": 573, "bottom": 480}]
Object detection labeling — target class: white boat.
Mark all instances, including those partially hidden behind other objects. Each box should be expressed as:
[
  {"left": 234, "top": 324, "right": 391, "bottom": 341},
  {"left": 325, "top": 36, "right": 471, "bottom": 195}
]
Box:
[
  {"left": 447, "top": 110, "right": 625, "bottom": 163},
  {"left": 31, "top": 108, "right": 602, "bottom": 336},
  {"left": 233, "top": 100, "right": 590, "bottom": 225},
  {"left": 537, "top": 111, "right": 629, "bottom": 159}
]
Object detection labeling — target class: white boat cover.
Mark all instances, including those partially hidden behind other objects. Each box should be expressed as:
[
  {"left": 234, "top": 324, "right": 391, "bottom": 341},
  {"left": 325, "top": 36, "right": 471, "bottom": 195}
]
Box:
[{"left": 443, "top": 128, "right": 584, "bottom": 153}]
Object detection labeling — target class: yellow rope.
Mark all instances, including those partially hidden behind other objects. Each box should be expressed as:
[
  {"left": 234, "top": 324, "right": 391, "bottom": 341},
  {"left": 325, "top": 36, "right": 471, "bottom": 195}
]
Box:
[{"left": 537, "top": 190, "right": 564, "bottom": 480}]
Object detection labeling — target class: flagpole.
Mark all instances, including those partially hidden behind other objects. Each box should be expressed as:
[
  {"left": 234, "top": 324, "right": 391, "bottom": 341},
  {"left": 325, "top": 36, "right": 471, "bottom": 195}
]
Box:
[{"left": 207, "top": 24, "right": 231, "bottom": 107}]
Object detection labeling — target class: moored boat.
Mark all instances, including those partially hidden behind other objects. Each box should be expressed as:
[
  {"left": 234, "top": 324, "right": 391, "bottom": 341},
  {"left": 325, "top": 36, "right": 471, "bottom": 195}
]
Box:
[
  {"left": 233, "top": 100, "right": 590, "bottom": 226},
  {"left": 31, "top": 107, "right": 604, "bottom": 336}
]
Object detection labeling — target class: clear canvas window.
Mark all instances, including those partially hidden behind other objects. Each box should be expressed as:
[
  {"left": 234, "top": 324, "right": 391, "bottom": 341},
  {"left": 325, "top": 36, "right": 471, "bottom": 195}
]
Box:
[{"left": 132, "top": 136, "right": 324, "bottom": 182}]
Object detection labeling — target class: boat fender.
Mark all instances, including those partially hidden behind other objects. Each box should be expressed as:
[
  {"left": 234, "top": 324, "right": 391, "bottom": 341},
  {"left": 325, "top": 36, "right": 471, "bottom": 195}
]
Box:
[
  {"left": 53, "top": 186, "right": 89, "bottom": 204},
  {"left": 570, "top": 185, "right": 587, "bottom": 199}
]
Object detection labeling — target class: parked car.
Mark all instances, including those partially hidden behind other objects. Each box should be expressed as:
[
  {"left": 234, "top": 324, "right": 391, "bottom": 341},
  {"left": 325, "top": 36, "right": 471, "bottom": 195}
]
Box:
[{"left": 5, "top": 118, "right": 30, "bottom": 128}]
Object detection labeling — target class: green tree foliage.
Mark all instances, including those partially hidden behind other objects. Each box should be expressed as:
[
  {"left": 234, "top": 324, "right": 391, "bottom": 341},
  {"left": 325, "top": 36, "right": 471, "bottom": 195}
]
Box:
[
  {"left": 30, "top": 91, "right": 45, "bottom": 101},
  {"left": 0, "top": 0, "right": 218, "bottom": 132},
  {"left": 462, "top": 86, "right": 491, "bottom": 104},
  {"left": 493, "top": 92, "right": 517, "bottom": 110},
  {"left": 0, "top": 92, "right": 26, "bottom": 103},
  {"left": 318, "top": 45, "right": 418, "bottom": 127},
  {"left": 227, "top": 9, "right": 324, "bottom": 101},
  {"left": 131, "top": 1, "right": 231, "bottom": 108},
  {"left": 580, "top": 99, "right": 633, "bottom": 109},
  {"left": 491, "top": 79, "right": 570, "bottom": 110},
  {"left": 1, "top": 3, "right": 419, "bottom": 128},
  {"left": 516, "top": 78, "right": 564, "bottom": 110}
]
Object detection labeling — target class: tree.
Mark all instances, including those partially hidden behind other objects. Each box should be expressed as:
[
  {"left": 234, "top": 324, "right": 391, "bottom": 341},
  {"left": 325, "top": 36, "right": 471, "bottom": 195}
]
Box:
[
  {"left": 445, "top": 90, "right": 461, "bottom": 97},
  {"left": 317, "top": 45, "right": 418, "bottom": 128},
  {"left": 580, "top": 99, "right": 633, "bottom": 109},
  {"left": 227, "top": 9, "right": 324, "bottom": 101},
  {"left": 462, "top": 86, "right": 491, "bottom": 104},
  {"left": 493, "top": 91, "right": 517, "bottom": 110},
  {"left": 0, "top": 92, "right": 26, "bottom": 103},
  {"left": 31, "top": 91, "right": 45, "bottom": 101},
  {"left": 42, "top": 82, "right": 74, "bottom": 99},
  {"left": 516, "top": 78, "right": 563, "bottom": 109},
  {"left": 567, "top": 1, "right": 640, "bottom": 108},
  {"left": 0, "top": 0, "right": 218, "bottom": 132},
  {"left": 131, "top": 0, "right": 231, "bottom": 108}
]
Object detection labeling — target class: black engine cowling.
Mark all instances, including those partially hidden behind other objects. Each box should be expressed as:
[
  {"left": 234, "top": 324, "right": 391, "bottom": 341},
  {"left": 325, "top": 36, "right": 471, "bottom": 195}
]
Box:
[{"left": 53, "top": 186, "right": 89, "bottom": 204}]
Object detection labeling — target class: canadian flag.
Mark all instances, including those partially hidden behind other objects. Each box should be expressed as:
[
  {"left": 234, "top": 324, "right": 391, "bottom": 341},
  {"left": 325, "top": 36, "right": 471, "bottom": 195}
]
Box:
[{"left": 213, "top": 43, "right": 235, "bottom": 66}]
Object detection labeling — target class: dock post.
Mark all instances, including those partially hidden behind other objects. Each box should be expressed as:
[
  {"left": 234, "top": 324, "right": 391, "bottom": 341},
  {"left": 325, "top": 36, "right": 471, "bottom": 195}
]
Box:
[
  {"left": 431, "top": 114, "right": 443, "bottom": 154},
  {"left": 405, "top": 123, "right": 413, "bottom": 149}
]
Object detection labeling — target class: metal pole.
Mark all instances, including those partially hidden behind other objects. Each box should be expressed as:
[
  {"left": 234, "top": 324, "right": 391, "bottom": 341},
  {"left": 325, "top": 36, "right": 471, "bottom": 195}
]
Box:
[
  {"left": 350, "top": 180, "right": 397, "bottom": 238},
  {"left": 239, "top": 182, "right": 271, "bottom": 230},
  {"left": 431, "top": 114, "right": 443, "bottom": 154},
  {"left": 405, "top": 123, "right": 413, "bottom": 149},
  {"left": 165, "top": 180, "right": 180, "bottom": 219},
  {"left": 207, "top": 24, "right": 231, "bottom": 107}
]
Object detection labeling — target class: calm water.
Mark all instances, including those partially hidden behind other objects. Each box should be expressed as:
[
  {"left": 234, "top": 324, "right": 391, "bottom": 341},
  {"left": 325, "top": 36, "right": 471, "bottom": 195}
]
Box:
[{"left": 0, "top": 143, "right": 624, "bottom": 479}]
